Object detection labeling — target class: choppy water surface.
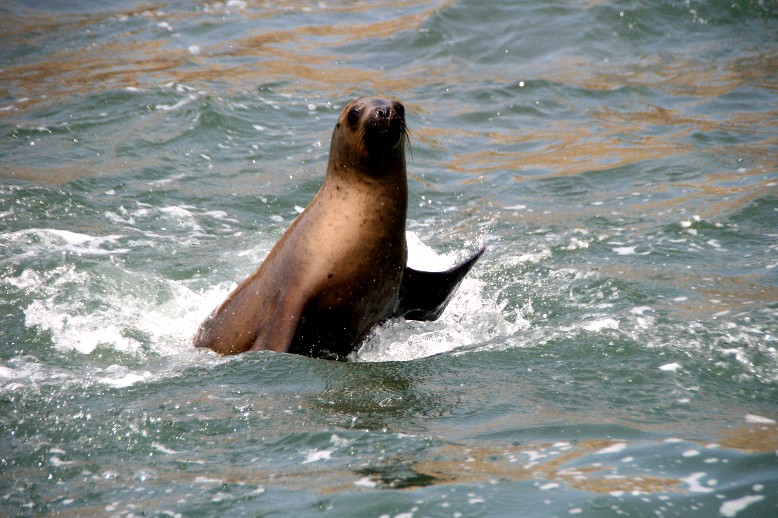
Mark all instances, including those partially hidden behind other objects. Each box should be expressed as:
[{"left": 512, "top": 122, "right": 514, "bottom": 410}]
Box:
[{"left": 1, "top": 0, "right": 777, "bottom": 516}]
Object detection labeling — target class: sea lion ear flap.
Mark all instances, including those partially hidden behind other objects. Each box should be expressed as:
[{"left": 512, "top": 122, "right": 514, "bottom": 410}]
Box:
[{"left": 394, "top": 247, "right": 485, "bottom": 321}]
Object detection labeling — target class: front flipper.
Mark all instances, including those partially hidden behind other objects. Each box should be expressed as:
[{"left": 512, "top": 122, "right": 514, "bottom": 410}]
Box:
[
  {"left": 249, "top": 290, "right": 306, "bottom": 354},
  {"left": 395, "top": 247, "right": 485, "bottom": 321}
]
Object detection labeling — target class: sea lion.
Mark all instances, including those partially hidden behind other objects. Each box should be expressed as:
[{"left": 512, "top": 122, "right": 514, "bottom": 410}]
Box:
[{"left": 194, "top": 96, "right": 484, "bottom": 358}]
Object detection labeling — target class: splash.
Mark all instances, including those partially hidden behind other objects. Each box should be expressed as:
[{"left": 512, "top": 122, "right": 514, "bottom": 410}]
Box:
[{"left": 352, "top": 233, "right": 517, "bottom": 362}]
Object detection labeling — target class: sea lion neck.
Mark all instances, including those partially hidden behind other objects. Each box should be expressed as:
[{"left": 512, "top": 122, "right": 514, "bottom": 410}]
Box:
[{"left": 326, "top": 129, "right": 407, "bottom": 184}]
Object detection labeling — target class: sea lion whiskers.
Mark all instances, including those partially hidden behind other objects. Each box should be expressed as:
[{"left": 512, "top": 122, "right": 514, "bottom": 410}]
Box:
[
  {"left": 400, "top": 121, "right": 412, "bottom": 161},
  {"left": 350, "top": 123, "right": 367, "bottom": 167}
]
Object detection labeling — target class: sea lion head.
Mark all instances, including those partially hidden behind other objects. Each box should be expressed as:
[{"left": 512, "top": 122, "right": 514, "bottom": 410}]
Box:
[{"left": 330, "top": 96, "right": 409, "bottom": 171}]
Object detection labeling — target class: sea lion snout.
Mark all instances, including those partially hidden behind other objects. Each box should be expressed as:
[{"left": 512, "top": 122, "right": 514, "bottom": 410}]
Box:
[
  {"left": 359, "top": 98, "right": 407, "bottom": 152},
  {"left": 374, "top": 101, "right": 402, "bottom": 121},
  {"left": 371, "top": 99, "right": 405, "bottom": 125}
]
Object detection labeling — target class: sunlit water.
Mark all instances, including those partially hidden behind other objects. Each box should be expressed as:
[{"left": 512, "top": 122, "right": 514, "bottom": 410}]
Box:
[{"left": 1, "top": 0, "right": 777, "bottom": 516}]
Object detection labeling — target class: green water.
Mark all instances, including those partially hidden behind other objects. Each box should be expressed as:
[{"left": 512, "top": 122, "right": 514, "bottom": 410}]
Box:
[{"left": 1, "top": 0, "right": 777, "bottom": 516}]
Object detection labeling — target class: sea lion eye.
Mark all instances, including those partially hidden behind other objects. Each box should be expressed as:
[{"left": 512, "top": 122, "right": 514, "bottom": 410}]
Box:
[{"left": 347, "top": 107, "right": 360, "bottom": 125}]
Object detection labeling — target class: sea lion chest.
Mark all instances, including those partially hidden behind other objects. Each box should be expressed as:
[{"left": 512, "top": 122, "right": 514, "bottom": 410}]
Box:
[{"left": 285, "top": 176, "right": 407, "bottom": 358}]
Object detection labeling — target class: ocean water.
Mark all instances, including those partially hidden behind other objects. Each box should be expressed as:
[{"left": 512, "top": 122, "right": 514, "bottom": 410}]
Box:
[{"left": 1, "top": 0, "right": 777, "bottom": 516}]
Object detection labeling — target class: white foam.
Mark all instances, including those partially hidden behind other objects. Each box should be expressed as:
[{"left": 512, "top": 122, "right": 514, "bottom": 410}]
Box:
[
  {"left": 613, "top": 246, "right": 637, "bottom": 255},
  {"left": 194, "top": 476, "right": 225, "bottom": 485},
  {"left": 352, "top": 233, "right": 507, "bottom": 362},
  {"left": 159, "top": 206, "right": 204, "bottom": 233},
  {"left": 148, "top": 174, "right": 186, "bottom": 187},
  {"left": 582, "top": 318, "right": 619, "bottom": 332},
  {"left": 659, "top": 363, "right": 681, "bottom": 372},
  {"left": 201, "top": 209, "right": 234, "bottom": 221},
  {"left": 0, "top": 359, "right": 55, "bottom": 393},
  {"left": 303, "top": 449, "right": 332, "bottom": 464},
  {"left": 353, "top": 477, "right": 377, "bottom": 488},
  {"left": 596, "top": 442, "right": 627, "bottom": 455},
  {"left": 744, "top": 414, "right": 776, "bottom": 424},
  {"left": 523, "top": 450, "right": 548, "bottom": 464},
  {"left": 405, "top": 232, "right": 459, "bottom": 270},
  {"left": 329, "top": 434, "right": 351, "bottom": 448},
  {"left": 515, "top": 249, "right": 552, "bottom": 264},
  {"left": 49, "top": 456, "right": 77, "bottom": 467},
  {"left": 0, "top": 366, "right": 17, "bottom": 379},
  {"left": 565, "top": 238, "right": 590, "bottom": 250},
  {"left": 3, "top": 230, "right": 232, "bottom": 361},
  {"left": 100, "top": 370, "right": 153, "bottom": 388},
  {"left": 155, "top": 94, "right": 197, "bottom": 112},
  {"left": 681, "top": 472, "right": 713, "bottom": 493},
  {"left": 152, "top": 443, "right": 180, "bottom": 455},
  {"left": 719, "top": 495, "right": 765, "bottom": 517},
  {"left": 2, "top": 228, "right": 126, "bottom": 257}
]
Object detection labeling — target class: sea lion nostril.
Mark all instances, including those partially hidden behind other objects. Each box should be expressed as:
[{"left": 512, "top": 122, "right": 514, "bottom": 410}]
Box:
[{"left": 376, "top": 107, "right": 390, "bottom": 119}]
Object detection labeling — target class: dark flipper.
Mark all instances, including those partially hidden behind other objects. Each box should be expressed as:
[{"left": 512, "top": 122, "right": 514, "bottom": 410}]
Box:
[{"left": 395, "top": 247, "right": 485, "bottom": 321}]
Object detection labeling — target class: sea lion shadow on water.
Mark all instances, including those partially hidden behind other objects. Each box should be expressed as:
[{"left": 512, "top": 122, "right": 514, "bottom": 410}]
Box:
[
  {"left": 304, "top": 359, "right": 447, "bottom": 432},
  {"left": 194, "top": 96, "right": 485, "bottom": 360}
]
